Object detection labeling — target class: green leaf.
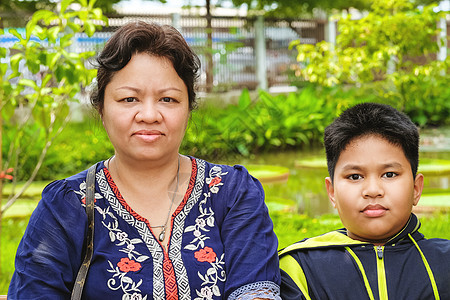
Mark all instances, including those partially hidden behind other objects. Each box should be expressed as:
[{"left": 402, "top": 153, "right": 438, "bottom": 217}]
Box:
[
  {"left": 27, "top": 11, "right": 57, "bottom": 39},
  {"left": 52, "top": 102, "right": 70, "bottom": 131},
  {"left": 238, "top": 88, "right": 251, "bottom": 110},
  {"left": 0, "top": 63, "right": 7, "bottom": 76},
  {"left": 67, "top": 22, "right": 82, "bottom": 33},
  {"left": 48, "top": 26, "right": 61, "bottom": 43},
  {"left": 10, "top": 53, "right": 23, "bottom": 74},
  {"left": 19, "top": 79, "right": 38, "bottom": 90},
  {"left": 1, "top": 97, "right": 16, "bottom": 121},
  {"left": 8, "top": 28, "right": 23, "bottom": 39},
  {"left": 84, "top": 20, "right": 96, "bottom": 37},
  {"left": 60, "top": 33, "right": 74, "bottom": 48},
  {"left": 47, "top": 52, "right": 62, "bottom": 69},
  {"left": 32, "top": 104, "right": 51, "bottom": 133},
  {"left": 26, "top": 59, "right": 41, "bottom": 74},
  {"left": 61, "top": 0, "right": 74, "bottom": 14},
  {"left": 91, "top": 8, "right": 103, "bottom": 20},
  {"left": 33, "top": 25, "right": 46, "bottom": 40}
]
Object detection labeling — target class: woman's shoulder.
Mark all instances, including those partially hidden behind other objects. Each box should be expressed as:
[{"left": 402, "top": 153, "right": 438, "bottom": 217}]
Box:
[
  {"left": 41, "top": 162, "right": 103, "bottom": 204},
  {"left": 193, "top": 157, "right": 251, "bottom": 177},
  {"left": 192, "top": 157, "right": 263, "bottom": 194}
]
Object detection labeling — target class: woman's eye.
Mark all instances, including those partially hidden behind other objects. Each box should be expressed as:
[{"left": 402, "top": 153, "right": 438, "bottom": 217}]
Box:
[
  {"left": 383, "top": 172, "right": 397, "bottom": 178},
  {"left": 160, "top": 97, "right": 175, "bottom": 103},
  {"left": 348, "top": 174, "right": 362, "bottom": 180},
  {"left": 122, "top": 97, "right": 136, "bottom": 103}
]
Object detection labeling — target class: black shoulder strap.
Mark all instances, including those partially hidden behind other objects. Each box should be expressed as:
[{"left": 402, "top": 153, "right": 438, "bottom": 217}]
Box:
[{"left": 71, "top": 163, "right": 97, "bottom": 300}]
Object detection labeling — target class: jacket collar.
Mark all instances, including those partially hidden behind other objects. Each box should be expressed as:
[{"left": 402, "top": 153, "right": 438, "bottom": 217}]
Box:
[
  {"left": 279, "top": 214, "right": 422, "bottom": 256},
  {"left": 385, "top": 213, "right": 421, "bottom": 244}
]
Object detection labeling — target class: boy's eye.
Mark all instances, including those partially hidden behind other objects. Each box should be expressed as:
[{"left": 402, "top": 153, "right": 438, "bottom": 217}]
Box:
[
  {"left": 383, "top": 172, "right": 397, "bottom": 178},
  {"left": 348, "top": 174, "right": 362, "bottom": 180}
]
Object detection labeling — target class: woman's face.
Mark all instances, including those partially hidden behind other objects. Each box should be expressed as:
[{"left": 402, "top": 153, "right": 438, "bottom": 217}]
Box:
[{"left": 102, "top": 53, "right": 190, "bottom": 163}]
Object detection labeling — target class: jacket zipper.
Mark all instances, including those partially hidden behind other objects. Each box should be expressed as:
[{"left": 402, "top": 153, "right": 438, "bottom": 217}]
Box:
[{"left": 375, "top": 245, "right": 388, "bottom": 300}]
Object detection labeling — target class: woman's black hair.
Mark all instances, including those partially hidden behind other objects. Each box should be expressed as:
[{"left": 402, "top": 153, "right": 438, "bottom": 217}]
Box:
[{"left": 90, "top": 21, "right": 200, "bottom": 113}]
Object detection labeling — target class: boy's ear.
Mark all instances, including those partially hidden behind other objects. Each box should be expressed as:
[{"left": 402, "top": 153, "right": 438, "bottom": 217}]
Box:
[
  {"left": 413, "top": 173, "right": 424, "bottom": 206},
  {"left": 325, "top": 177, "right": 336, "bottom": 208}
]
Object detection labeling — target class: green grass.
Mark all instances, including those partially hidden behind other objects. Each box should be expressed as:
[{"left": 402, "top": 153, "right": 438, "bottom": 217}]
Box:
[{"left": 0, "top": 217, "right": 29, "bottom": 294}]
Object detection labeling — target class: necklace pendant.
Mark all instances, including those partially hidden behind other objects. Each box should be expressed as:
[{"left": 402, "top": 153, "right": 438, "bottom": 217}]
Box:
[{"left": 158, "top": 229, "right": 165, "bottom": 242}]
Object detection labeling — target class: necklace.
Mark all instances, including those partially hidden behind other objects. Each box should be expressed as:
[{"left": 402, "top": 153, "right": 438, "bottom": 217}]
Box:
[
  {"left": 156, "top": 156, "right": 180, "bottom": 242},
  {"left": 106, "top": 155, "right": 180, "bottom": 243}
]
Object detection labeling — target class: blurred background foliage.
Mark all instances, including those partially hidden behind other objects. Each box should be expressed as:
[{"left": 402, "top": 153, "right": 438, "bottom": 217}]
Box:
[{"left": 4, "top": 81, "right": 448, "bottom": 182}]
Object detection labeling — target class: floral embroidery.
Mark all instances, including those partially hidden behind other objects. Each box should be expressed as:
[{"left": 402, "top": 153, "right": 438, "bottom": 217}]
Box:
[
  {"left": 205, "top": 166, "right": 228, "bottom": 194},
  {"left": 117, "top": 257, "right": 142, "bottom": 272},
  {"left": 194, "top": 247, "right": 217, "bottom": 263},
  {"left": 198, "top": 287, "right": 214, "bottom": 299},
  {"left": 208, "top": 177, "right": 221, "bottom": 188},
  {"left": 75, "top": 175, "right": 150, "bottom": 299},
  {"left": 107, "top": 259, "right": 147, "bottom": 299},
  {"left": 74, "top": 180, "right": 102, "bottom": 204},
  {"left": 194, "top": 252, "right": 226, "bottom": 300},
  {"left": 185, "top": 165, "right": 228, "bottom": 299},
  {"left": 95, "top": 206, "right": 150, "bottom": 263},
  {"left": 184, "top": 198, "right": 214, "bottom": 251}
]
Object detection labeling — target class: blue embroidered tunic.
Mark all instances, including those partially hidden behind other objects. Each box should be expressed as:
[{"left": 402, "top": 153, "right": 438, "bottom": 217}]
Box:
[{"left": 9, "top": 158, "right": 281, "bottom": 299}]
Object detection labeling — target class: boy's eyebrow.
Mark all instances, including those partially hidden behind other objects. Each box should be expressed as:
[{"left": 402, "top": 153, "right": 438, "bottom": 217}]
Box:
[
  {"left": 382, "top": 162, "right": 404, "bottom": 169},
  {"left": 340, "top": 162, "right": 404, "bottom": 171},
  {"left": 341, "top": 164, "right": 363, "bottom": 172}
]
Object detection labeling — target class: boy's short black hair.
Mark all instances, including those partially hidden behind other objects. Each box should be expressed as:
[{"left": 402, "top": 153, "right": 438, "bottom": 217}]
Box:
[{"left": 324, "top": 102, "right": 419, "bottom": 181}]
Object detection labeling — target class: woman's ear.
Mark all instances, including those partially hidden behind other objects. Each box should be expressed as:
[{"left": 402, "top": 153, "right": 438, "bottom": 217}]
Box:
[
  {"left": 325, "top": 177, "right": 336, "bottom": 208},
  {"left": 413, "top": 173, "right": 424, "bottom": 206}
]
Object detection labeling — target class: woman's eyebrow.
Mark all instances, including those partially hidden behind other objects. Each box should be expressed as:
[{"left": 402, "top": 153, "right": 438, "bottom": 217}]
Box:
[{"left": 115, "top": 86, "right": 141, "bottom": 92}]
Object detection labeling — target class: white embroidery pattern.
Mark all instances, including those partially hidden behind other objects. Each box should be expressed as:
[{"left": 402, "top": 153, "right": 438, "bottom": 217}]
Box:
[
  {"left": 75, "top": 169, "right": 150, "bottom": 299},
  {"left": 106, "top": 259, "right": 147, "bottom": 300},
  {"left": 167, "top": 159, "right": 206, "bottom": 300},
  {"left": 184, "top": 165, "right": 228, "bottom": 299},
  {"left": 74, "top": 179, "right": 103, "bottom": 203},
  {"left": 97, "top": 169, "right": 165, "bottom": 299},
  {"left": 194, "top": 251, "right": 226, "bottom": 300},
  {"left": 228, "top": 281, "right": 281, "bottom": 300}
]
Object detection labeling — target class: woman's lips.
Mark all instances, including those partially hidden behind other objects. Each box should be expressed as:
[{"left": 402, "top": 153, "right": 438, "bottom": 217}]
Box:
[
  {"left": 361, "top": 204, "right": 387, "bottom": 217},
  {"left": 133, "top": 130, "right": 164, "bottom": 142}
]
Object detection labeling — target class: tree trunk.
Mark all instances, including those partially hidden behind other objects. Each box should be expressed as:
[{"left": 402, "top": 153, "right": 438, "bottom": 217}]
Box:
[{"left": 205, "top": 0, "right": 213, "bottom": 92}]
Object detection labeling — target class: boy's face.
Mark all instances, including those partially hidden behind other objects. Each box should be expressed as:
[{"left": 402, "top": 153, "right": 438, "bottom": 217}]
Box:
[{"left": 325, "top": 134, "right": 423, "bottom": 245}]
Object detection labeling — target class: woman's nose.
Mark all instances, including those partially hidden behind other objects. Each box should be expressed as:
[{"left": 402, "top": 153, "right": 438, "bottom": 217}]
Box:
[{"left": 135, "top": 101, "right": 162, "bottom": 123}]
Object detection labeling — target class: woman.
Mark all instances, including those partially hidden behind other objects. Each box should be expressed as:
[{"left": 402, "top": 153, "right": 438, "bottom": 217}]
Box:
[{"left": 8, "top": 21, "right": 281, "bottom": 299}]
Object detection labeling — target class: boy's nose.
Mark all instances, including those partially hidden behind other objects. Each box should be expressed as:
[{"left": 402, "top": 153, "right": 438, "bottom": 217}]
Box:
[
  {"left": 362, "top": 177, "right": 384, "bottom": 198},
  {"left": 135, "top": 101, "right": 162, "bottom": 123}
]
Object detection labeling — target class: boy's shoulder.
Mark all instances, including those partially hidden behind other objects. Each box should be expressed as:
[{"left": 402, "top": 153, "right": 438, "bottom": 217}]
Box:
[
  {"left": 417, "top": 236, "right": 450, "bottom": 255},
  {"left": 279, "top": 229, "right": 369, "bottom": 257}
]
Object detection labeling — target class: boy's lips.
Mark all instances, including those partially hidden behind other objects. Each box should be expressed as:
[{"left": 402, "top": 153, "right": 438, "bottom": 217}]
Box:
[{"left": 361, "top": 204, "right": 387, "bottom": 217}]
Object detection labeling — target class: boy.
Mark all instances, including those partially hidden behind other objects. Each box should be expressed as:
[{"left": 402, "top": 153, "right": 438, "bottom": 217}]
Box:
[{"left": 279, "top": 103, "right": 449, "bottom": 299}]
